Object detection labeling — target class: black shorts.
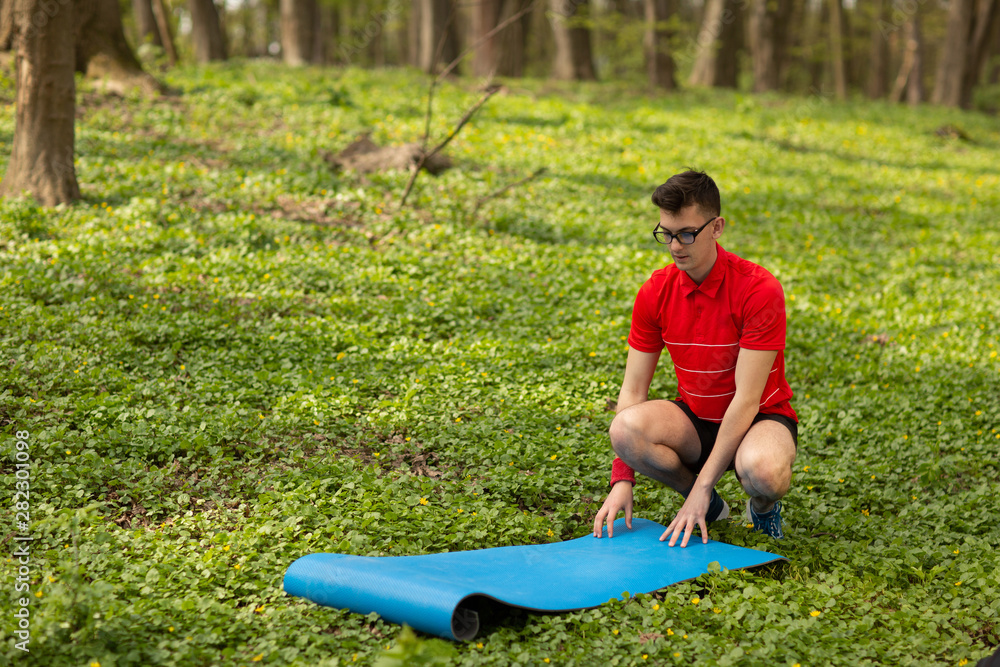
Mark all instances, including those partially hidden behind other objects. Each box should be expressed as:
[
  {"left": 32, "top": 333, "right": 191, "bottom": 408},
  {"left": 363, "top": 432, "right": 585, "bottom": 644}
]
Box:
[{"left": 672, "top": 399, "right": 798, "bottom": 474}]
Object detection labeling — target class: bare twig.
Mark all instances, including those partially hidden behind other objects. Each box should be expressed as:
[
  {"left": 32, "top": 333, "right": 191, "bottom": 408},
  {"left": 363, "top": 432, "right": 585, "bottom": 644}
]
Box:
[
  {"left": 471, "top": 167, "right": 548, "bottom": 220},
  {"left": 398, "top": 84, "right": 502, "bottom": 210},
  {"left": 421, "top": 4, "right": 460, "bottom": 151},
  {"left": 425, "top": 84, "right": 501, "bottom": 162}
]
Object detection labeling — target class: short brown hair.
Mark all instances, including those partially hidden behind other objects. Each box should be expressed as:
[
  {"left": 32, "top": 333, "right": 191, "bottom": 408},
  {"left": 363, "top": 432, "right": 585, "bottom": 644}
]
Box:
[{"left": 651, "top": 170, "right": 721, "bottom": 218}]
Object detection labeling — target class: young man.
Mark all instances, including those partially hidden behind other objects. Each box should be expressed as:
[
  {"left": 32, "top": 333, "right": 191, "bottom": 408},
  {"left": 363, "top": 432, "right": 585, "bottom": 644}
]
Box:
[{"left": 592, "top": 170, "right": 797, "bottom": 547}]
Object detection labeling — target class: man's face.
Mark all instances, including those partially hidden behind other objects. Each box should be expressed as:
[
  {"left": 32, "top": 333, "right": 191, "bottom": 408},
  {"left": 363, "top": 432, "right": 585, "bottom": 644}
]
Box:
[{"left": 657, "top": 206, "right": 724, "bottom": 283}]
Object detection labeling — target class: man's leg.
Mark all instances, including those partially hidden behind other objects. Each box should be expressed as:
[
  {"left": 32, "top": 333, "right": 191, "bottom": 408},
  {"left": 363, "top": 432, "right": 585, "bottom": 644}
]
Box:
[
  {"left": 733, "top": 419, "right": 796, "bottom": 514},
  {"left": 608, "top": 400, "right": 703, "bottom": 495}
]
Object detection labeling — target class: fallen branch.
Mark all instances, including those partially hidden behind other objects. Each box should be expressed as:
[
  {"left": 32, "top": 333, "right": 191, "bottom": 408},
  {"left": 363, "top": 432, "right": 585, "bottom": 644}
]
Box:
[
  {"left": 471, "top": 167, "right": 548, "bottom": 221},
  {"left": 398, "top": 84, "right": 502, "bottom": 209}
]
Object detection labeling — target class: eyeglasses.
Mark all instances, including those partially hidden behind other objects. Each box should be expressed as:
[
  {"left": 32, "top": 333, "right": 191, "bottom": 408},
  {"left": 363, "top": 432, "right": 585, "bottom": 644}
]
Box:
[{"left": 653, "top": 216, "right": 717, "bottom": 245}]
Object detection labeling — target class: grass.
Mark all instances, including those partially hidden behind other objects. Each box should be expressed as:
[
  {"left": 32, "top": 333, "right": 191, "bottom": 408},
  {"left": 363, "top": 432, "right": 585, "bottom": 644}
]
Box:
[{"left": 0, "top": 60, "right": 998, "bottom": 666}]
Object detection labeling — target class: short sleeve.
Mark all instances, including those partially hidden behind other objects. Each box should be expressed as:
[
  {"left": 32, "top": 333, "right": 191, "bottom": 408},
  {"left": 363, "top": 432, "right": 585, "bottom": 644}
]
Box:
[
  {"left": 739, "top": 278, "right": 786, "bottom": 350},
  {"left": 627, "top": 279, "right": 665, "bottom": 353}
]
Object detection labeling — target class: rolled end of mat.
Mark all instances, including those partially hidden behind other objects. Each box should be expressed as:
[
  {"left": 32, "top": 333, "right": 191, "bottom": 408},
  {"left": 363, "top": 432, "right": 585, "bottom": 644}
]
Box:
[{"left": 451, "top": 605, "right": 479, "bottom": 641}]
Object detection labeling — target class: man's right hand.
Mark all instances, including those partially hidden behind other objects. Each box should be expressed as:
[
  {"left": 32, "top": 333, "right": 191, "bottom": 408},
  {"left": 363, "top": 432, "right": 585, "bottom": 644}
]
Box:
[{"left": 592, "top": 480, "right": 634, "bottom": 538}]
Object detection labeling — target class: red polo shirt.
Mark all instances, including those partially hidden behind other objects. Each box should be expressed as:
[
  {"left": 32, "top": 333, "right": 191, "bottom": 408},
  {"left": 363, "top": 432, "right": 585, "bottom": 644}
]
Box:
[
  {"left": 628, "top": 243, "right": 796, "bottom": 422},
  {"left": 612, "top": 244, "right": 796, "bottom": 486}
]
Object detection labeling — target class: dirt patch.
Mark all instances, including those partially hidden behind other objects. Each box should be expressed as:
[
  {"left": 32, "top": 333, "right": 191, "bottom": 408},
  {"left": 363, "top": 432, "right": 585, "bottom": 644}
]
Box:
[{"left": 324, "top": 133, "right": 452, "bottom": 175}]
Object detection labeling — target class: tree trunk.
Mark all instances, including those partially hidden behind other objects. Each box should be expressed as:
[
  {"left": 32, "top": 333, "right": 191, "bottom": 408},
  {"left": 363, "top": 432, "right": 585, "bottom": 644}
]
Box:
[
  {"left": 906, "top": 15, "right": 925, "bottom": 105},
  {"left": 1, "top": 0, "right": 81, "bottom": 206},
  {"left": 313, "top": 1, "right": 326, "bottom": 64},
  {"left": 644, "top": 0, "right": 675, "bottom": 90},
  {"left": 748, "top": 0, "right": 778, "bottom": 91},
  {"left": 549, "top": 0, "right": 596, "bottom": 80},
  {"left": 0, "top": 0, "right": 14, "bottom": 51},
  {"left": 568, "top": 0, "right": 596, "bottom": 79},
  {"left": 932, "top": 0, "right": 973, "bottom": 106},
  {"left": 828, "top": 0, "right": 846, "bottom": 99},
  {"left": 773, "top": 0, "right": 793, "bottom": 88},
  {"left": 713, "top": 0, "right": 743, "bottom": 88},
  {"left": 959, "top": 0, "right": 1000, "bottom": 108},
  {"left": 409, "top": 0, "right": 420, "bottom": 67},
  {"left": 365, "top": 1, "right": 384, "bottom": 67},
  {"left": 805, "top": 0, "right": 826, "bottom": 92},
  {"left": 416, "top": 0, "right": 458, "bottom": 73},
  {"left": 496, "top": 0, "right": 532, "bottom": 77},
  {"left": 472, "top": 0, "right": 501, "bottom": 77},
  {"left": 889, "top": 16, "right": 924, "bottom": 105},
  {"left": 989, "top": 20, "right": 1000, "bottom": 84},
  {"left": 133, "top": 0, "right": 162, "bottom": 46},
  {"left": 77, "top": 0, "right": 163, "bottom": 94},
  {"left": 188, "top": 0, "right": 227, "bottom": 62},
  {"left": 280, "top": 0, "right": 317, "bottom": 65},
  {"left": 780, "top": 0, "right": 805, "bottom": 90},
  {"left": 151, "top": 0, "right": 177, "bottom": 65},
  {"left": 867, "top": 0, "right": 888, "bottom": 98},
  {"left": 689, "top": 0, "right": 725, "bottom": 87},
  {"left": 840, "top": 0, "right": 859, "bottom": 90}
]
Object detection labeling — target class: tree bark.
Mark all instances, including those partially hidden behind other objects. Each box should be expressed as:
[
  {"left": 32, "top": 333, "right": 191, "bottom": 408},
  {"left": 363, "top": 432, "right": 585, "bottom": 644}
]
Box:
[
  {"left": 748, "top": 0, "right": 781, "bottom": 91},
  {"left": 0, "top": 0, "right": 13, "bottom": 51},
  {"left": 133, "top": 0, "right": 162, "bottom": 47},
  {"left": 1, "top": 0, "right": 81, "bottom": 206},
  {"left": 151, "top": 0, "right": 177, "bottom": 65},
  {"left": 867, "top": 0, "right": 889, "bottom": 98},
  {"left": 776, "top": 1, "right": 793, "bottom": 87},
  {"left": 644, "top": 0, "right": 675, "bottom": 90},
  {"left": 409, "top": 0, "right": 420, "bottom": 67},
  {"left": 713, "top": 0, "right": 742, "bottom": 88},
  {"left": 416, "top": 0, "right": 459, "bottom": 74},
  {"left": 496, "top": 0, "right": 532, "bottom": 77},
  {"left": 889, "top": 16, "right": 924, "bottom": 105},
  {"left": 959, "top": 0, "right": 1000, "bottom": 108},
  {"left": 280, "top": 0, "right": 317, "bottom": 65},
  {"left": 689, "top": 0, "right": 724, "bottom": 87},
  {"left": 472, "top": 0, "right": 501, "bottom": 76},
  {"left": 932, "top": 0, "right": 973, "bottom": 106},
  {"left": 906, "top": 15, "right": 925, "bottom": 105},
  {"left": 828, "top": 0, "right": 847, "bottom": 99},
  {"left": 549, "top": 0, "right": 596, "bottom": 80},
  {"left": 805, "top": 0, "right": 826, "bottom": 92},
  {"left": 188, "top": 0, "right": 227, "bottom": 62},
  {"left": 989, "top": 19, "right": 1000, "bottom": 84},
  {"left": 76, "top": 0, "right": 163, "bottom": 94}
]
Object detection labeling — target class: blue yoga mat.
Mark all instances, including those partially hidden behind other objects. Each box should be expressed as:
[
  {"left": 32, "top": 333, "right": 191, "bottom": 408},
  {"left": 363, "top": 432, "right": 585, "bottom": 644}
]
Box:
[{"left": 283, "top": 518, "right": 785, "bottom": 640}]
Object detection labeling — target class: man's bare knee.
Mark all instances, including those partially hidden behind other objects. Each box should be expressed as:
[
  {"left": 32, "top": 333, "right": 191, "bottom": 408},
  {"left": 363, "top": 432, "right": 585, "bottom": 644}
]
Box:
[
  {"left": 740, "top": 453, "right": 792, "bottom": 500},
  {"left": 609, "top": 411, "right": 643, "bottom": 463}
]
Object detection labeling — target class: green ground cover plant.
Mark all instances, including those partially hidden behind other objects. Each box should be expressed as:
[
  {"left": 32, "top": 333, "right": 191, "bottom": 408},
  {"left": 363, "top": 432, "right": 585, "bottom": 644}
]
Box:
[{"left": 0, "top": 61, "right": 998, "bottom": 666}]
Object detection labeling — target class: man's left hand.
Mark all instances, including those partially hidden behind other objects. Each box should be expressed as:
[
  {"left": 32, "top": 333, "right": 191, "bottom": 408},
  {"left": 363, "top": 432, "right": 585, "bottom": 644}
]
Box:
[{"left": 660, "top": 486, "right": 712, "bottom": 547}]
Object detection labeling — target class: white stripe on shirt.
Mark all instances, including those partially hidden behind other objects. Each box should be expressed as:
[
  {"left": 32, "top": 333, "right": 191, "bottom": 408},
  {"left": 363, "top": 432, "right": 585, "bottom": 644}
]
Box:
[
  {"left": 759, "top": 387, "right": 781, "bottom": 405},
  {"left": 673, "top": 363, "right": 737, "bottom": 374},
  {"left": 680, "top": 388, "right": 737, "bottom": 399},
  {"left": 663, "top": 340, "right": 740, "bottom": 347}
]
